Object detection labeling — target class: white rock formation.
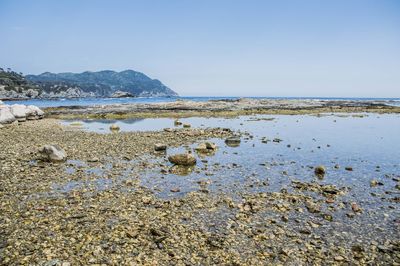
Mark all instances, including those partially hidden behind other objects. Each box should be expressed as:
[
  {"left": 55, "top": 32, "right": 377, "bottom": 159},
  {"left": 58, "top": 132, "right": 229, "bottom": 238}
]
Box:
[{"left": 0, "top": 103, "right": 44, "bottom": 124}]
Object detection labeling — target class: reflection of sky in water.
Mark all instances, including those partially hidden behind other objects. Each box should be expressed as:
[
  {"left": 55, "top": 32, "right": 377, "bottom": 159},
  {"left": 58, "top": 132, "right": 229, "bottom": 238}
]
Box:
[
  {"left": 54, "top": 114, "right": 400, "bottom": 245},
  {"left": 60, "top": 114, "right": 400, "bottom": 204}
]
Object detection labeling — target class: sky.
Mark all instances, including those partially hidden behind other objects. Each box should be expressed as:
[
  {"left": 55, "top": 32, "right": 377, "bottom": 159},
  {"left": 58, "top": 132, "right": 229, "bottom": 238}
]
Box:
[{"left": 0, "top": 0, "right": 399, "bottom": 97}]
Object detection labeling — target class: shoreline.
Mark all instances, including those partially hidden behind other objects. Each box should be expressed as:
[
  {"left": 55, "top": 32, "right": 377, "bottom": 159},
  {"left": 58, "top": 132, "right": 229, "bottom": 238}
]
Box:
[{"left": 43, "top": 98, "right": 400, "bottom": 119}]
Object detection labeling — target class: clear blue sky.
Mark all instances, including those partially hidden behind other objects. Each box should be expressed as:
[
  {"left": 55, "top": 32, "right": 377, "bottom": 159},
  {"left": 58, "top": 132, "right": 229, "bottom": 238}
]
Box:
[{"left": 0, "top": 0, "right": 399, "bottom": 97}]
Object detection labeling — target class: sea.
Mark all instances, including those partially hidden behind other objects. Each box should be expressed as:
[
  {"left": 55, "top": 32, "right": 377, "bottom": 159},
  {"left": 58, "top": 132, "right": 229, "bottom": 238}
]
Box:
[{"left": 4, "top": 96, "right": 400, "bottom": 108}]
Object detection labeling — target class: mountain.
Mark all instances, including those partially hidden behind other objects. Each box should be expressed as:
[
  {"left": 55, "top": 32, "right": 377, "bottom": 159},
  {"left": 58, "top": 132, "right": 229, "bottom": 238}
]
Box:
[
  {"left": 0, "top": 68, "right": 178, "bottom": 99},
  {"left": 0, "top": 68, "right": 41, "bottom": 99}
]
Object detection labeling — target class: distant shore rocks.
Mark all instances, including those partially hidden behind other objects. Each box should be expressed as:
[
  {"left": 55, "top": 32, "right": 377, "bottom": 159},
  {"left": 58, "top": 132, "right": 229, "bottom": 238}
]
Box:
[
  {"left": 0, "top": 103, "right": 44, "bottom": 124},
  {"left": 111, "top": 90, "right": 134, "bottom": 98}
]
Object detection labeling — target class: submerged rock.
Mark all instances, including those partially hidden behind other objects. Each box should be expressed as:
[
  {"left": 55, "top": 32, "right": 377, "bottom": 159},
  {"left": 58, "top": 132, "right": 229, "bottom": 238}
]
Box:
[
  {"left": 168, "top": 153, "right": 196, "bottom": 166},
  {"left": 225, "top": 137, "right": 241, "bottom": 147},
  {"left": 169, "top": 165, "right": 194, "bottom": 175},
  {"left": 314, "top": 165, "right": 326, "bottom": 177},
  {"left": 39, "top": 145, "right": 67, "bottom": 162},
  {"left": 183, "top": 123, "right": 191, "bottom": 128}
]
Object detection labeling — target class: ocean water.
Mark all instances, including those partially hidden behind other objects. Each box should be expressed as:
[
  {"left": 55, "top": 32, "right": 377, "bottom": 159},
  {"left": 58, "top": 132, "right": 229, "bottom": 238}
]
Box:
[{"left": 4, "top": 96, "right": 400, "bottom": 108}]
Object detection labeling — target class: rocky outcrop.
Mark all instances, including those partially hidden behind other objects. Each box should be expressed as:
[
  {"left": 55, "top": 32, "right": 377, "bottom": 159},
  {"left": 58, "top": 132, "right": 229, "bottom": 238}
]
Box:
[
  {"left": 0, "top": 104, "right": 44, "bottom": 124},
  {"left": 111, "top": 91, "right": 134, "bottom": 98},
  {"left": 39, "top": 145, "right": 67, "bottom": 162}
]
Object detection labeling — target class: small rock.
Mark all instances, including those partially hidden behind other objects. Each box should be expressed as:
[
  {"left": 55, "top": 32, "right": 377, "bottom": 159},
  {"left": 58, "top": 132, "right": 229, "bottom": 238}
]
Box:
[
  {"left": 225, "top": 137, "right": 241, "bottom": 147},
  {"left": 168, "top": 153, "right": 196, "bottom": 166},
  {"left": 154, "top": 143, "right": 167, "bottom": 151},
  {"left": 334, "top": 256, "right": 345, "bottom": 261},
  {"left": 314, "top": 165, "right": 326, "bottom": 177},
  {"left": 345, "top": 166, "right": 353, "bottom": 171},
  {"left": 174, "top": 120, "right": 182, "bottom": 126},
  {"left": 39, "top": 145, "right": 67, "bottom": 162},
  {"left": 195, "top": 142, "right": 217, "bottom": 152},
  {"left": 351, "top": 202, "right": 362, "bottom": 213},
  {"left": 110, "top": 124, "right": 120, "bottom": 131},
  {"left": 183, "top": 123, "right": 191, "bottom": 128},
  {"left": 170, "top": 188, "right": 180, "bottom": 193},
  {"left": 370, "top": 179, "right": 383, "bottom": 187}
]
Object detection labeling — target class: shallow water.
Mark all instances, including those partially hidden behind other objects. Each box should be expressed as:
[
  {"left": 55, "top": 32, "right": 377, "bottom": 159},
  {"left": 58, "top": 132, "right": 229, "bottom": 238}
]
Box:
[
  {"left": 62, "top": 113, "right": 400, "bottom": 201},
  {"left": 54, "top": 113, "right": 400, "bottom": 252}
]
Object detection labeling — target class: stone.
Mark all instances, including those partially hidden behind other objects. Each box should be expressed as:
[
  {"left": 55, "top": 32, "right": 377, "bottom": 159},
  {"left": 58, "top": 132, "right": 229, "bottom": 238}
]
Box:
[
  {"left": 195, "top": 142, "right": 217, "bottom": 152},
  {"left": 10, "top": 104, "right": 28, "bottom": 121},
  {"left": 370, "top": 179, "right": 383, "bottom": 187},
  {"left": 225, "top": 137, "right": 241, "bottom": 147},
  {"left": 0, "top": 106, "right": 16, "bottom": 124},
  {"left": 174, "top": 120, "right": 182, "bottom": 126},
  {"left": 345, "top": 166, "right": 353, "bottom": 171},
  {"left": 26, "top": 105, "right": 45, "bottom": 119},
  {"left": 305, "top": 201, "right": 321, "bottom": 213},
  {"left": 168, "top": 153, "right": 196, "bottom": 166},
  {"left": 110, "top": 124, "right": 120, "bottom": 131},
  {"left": 351, "top": 202, "right": 362, "bottom": 213},
  {"left": 183, "top": 123, "right": 191, "bottom": 128},
  {"left": 39, "top": 145, "right": 67, "bottom": 162},
  {"left": 154, "top": 143, "right": 167, "bottom": 151},
  {"left": 314, "top": 165, "right": 326, "bottom": 177}
]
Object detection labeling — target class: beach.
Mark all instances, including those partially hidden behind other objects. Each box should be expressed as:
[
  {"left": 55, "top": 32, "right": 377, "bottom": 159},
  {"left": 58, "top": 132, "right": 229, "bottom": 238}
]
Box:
[{"left": 1, "top": 100, "right": 399, "bottom": 265}]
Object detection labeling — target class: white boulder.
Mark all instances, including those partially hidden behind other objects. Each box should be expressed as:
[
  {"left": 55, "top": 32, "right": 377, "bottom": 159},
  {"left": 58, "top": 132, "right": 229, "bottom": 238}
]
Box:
[
  {"left": 0, "top": 106, "right": 16, "bottom": 124},
  {"left": 39, "top": 145, "right": 67, "bottom": 162},
  {"left": 9, "top": 104, "right": 44, "bottom": 121},
  {"left": 10, "top": 104, "right": 29, "bottom": 121}
]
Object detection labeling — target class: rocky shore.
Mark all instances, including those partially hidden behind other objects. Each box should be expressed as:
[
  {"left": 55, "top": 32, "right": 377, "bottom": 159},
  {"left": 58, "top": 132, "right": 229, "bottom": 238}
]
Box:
[
  {"left": 1, "top": 116, "right": 399, "bottom": 265},
  {"left": 44, "top": 98, "right": 400, "bottom": 119}
]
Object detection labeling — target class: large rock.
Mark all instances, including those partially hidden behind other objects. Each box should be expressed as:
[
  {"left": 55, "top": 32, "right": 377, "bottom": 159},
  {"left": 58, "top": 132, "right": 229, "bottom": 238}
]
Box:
[
  {"left": 39, "top": 145, "right": 67, "bottom": 162},
  {"left": 0, "top": 106, "right": 16, "bottom": 124},
  {"left": 10, "top": 104, "right": 28, "bottom": 121},
  {"left": 9, "top": 104, "right": 44, "bottom": 121},
  {"left": 168, "top": 153, "right": 196, "bottom": 166},
  {"left": 27, "top": 105, "right": 45, "bottom": 119}
]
